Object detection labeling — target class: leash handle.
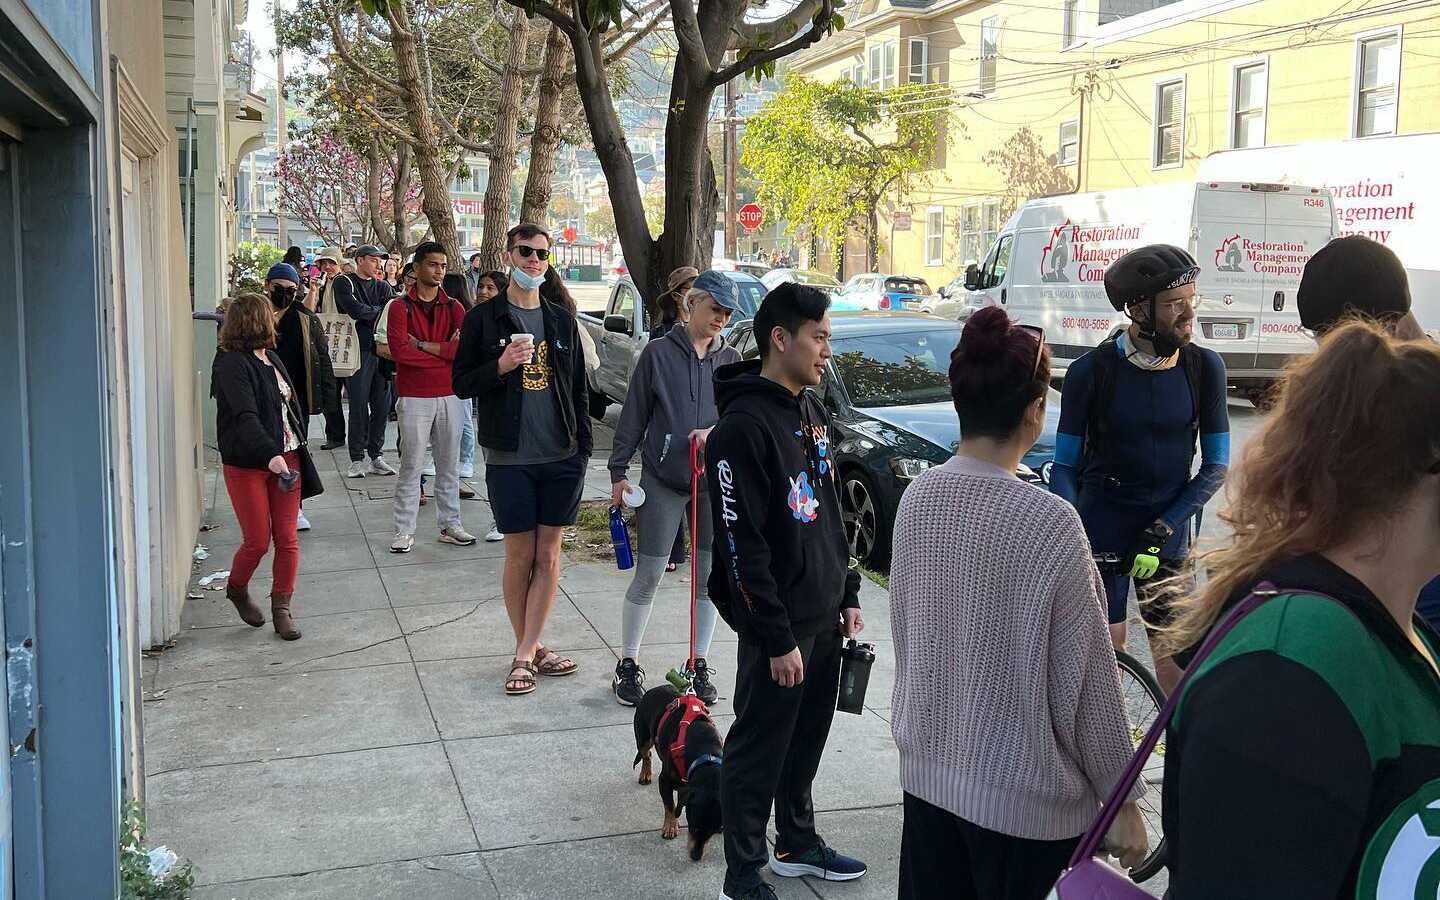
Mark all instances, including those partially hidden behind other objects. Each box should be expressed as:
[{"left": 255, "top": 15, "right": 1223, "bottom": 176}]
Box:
[{"left": 688, "top": 434, "right": 705, "bottom": 676}]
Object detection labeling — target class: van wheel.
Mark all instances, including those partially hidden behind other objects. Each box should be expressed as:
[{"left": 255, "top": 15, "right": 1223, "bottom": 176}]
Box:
[
  {"left": 1246, "top": 385, "right": 1275, "bottom": 410},
  {"left": 588, "top": 390, "right": 610, "bottom": 420}
]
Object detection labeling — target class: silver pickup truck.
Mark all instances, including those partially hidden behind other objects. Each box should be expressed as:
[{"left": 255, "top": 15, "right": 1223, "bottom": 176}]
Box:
[{"left": 578, "top": 272, "right": 767, "bottom": 418}]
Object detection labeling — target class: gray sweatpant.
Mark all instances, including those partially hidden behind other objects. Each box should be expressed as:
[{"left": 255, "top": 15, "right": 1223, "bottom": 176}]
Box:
[
  {"left": 394, "top": 395, "right": 466, "bottom": 535},
  {"left": 622, "top": 471, "right": 718, "bottom": 661}
]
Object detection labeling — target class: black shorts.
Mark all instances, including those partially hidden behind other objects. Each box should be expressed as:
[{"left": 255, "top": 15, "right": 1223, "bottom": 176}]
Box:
[
  {"left": 1100, "top": 559, "right": 1186, "bottom": 627},
  {"left": 486, "top": 453, "right": 586, "bottom": 534}
]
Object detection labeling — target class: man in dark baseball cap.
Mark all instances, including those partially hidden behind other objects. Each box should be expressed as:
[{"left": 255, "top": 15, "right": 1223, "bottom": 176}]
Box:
[
  {"left": 353, "top": 244, "right": 388, "bottom": 261},
  {"left": 1297, "top": 235, "right": 1424, "bottom": 338}
]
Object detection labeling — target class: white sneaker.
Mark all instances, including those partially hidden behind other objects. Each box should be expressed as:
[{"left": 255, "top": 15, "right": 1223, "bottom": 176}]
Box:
[
  {"left": 390, "top": 533, "right": 414, "bottom": 553},
  {"left": 459, "top": 467, "right": 475, "bottom": 479},
  {"left": 439, "top": 526, "right": 477, "bottom": 546},
  {"left": 296, "top": 511, "right": 311, "bottom": 531},
  {"left": 346, "top": 460, "right": 367, "bottom": 478},
  {"left": 485, "top": 527, "right": 504, "bottom": 542},
  {"left": 369, "top": 455, "right": 397, "bottom": 476}
]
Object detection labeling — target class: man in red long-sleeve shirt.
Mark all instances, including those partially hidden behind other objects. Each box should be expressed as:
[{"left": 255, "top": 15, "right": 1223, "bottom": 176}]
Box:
[{"left": 387, "top": 241, "right": 476, "bottom": 553}]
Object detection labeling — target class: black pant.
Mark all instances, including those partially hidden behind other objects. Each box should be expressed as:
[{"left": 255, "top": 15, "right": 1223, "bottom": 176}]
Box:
[
  {"left": 323, "top": 376, "right": 346, "bottom": 443},
  {"left": 722, "top": 629, "right": 842, "bottom": 890},
  {"left": 898, "top": 793, "right": 1078, "bottom": 900},
  {"left": 347, "top": 351, "right": 390, "bottom": 462},
  {"left": 668, "top": 523, "right": 687, "bottom": 565}
]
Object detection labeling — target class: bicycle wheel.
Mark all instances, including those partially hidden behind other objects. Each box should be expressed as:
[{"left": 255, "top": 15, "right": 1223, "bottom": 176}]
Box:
[{"left": 1115, "top": 649, "right": 1168, "bottom": 883}]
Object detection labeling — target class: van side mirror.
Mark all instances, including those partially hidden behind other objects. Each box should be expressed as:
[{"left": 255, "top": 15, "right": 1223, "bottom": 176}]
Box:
[
  {"left": 604, "top": 314, "right": 632, "bottom": 335},
  {"left": 963, "top": 264, "right": 980, "bottom": 291}
]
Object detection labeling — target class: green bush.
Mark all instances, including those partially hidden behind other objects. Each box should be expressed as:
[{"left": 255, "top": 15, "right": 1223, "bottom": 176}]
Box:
[
  {"left": 120, "top": 802, "right": 194, "bottom": 899},
  {"left": 228, "top": 240, "right": 285, "bottom": 297}
]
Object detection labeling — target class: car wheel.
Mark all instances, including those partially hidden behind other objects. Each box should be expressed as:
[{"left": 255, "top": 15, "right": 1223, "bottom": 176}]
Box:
[
  {"left": 841, "top": 468, "right": 891, "bottom": 569},
  {"left": 588, "top": 389, "right": 610, "bottom": 420}
]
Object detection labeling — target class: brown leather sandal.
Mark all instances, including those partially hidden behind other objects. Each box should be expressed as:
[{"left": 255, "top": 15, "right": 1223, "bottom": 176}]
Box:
[
  {"left": 534, "top": 645, "right": 578, "bottom": 677},
  {"left": 505, "top": 659, "right": 537, "bottom": 696}
]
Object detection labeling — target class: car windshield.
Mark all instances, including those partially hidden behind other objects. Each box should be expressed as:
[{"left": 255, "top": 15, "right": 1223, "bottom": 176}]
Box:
[
  {"left": 885, "top": 277, "right": 930, "bottom": 294},
  {"left": 831, "top": 329, "right": 958, "bottom": 407},
  {"left": 725, "top": 278, "right": 765, "bottom": 318}
]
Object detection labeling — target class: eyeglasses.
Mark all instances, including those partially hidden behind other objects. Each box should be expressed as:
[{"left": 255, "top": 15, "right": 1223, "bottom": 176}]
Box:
[
  {"left": 1015, "top": 324, "right": 1045, "bottom": 379},
  {"left": 513, "top": 246, "right": 550, "bottom": 261}
]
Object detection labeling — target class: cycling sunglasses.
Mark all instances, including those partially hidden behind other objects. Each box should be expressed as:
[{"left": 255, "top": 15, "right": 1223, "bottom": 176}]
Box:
[
  {"left": 1015, "top": 324, "right": 1045, "bottom": 379},
  {"left": 512, "top": 245, "right": 551, "bottom": 261}
]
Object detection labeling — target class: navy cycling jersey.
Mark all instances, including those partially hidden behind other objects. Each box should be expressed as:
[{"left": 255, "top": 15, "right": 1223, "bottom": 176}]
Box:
[{"left": 1050, "top": 337, "right": 1230, "bottom": 557}]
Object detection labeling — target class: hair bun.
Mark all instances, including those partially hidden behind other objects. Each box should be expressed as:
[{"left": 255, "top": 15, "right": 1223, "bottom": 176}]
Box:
[{"left": 960, "top": 306, "right": 1013, "bottom": 359}]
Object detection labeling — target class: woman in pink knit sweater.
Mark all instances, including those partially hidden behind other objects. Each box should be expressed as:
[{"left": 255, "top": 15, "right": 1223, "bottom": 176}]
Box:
[{"left": 888, "top": 306, "right": 1147, "bottom": 899}]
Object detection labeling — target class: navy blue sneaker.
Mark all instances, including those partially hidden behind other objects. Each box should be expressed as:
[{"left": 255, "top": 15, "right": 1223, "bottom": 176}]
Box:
[
  {"left": 769, "top": 838, "right": 867, "bottom": 882},
  {"left": 719, "top": 880, "right": 778, "bottom": 900}
]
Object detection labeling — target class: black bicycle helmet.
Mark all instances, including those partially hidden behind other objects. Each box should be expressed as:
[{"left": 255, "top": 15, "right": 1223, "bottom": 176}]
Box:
[{"left": 1103, "top": 244, "right": 1200, "bottom": 312}]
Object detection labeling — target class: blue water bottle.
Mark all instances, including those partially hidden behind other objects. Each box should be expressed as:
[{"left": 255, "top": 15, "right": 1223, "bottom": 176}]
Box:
[{"left": 609, "top": 505, "right": 634, "bottom": 570}]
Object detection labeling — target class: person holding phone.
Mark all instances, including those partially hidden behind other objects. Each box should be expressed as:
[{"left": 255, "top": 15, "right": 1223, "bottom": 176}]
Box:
[{"left": 211, "top": 293, "right": 309, "bottom": 641}]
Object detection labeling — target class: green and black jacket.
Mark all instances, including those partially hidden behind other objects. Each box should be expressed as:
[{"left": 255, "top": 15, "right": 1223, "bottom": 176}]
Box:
[{"left": 1163, "top": 554, "right": 1440, "bottom": 899}]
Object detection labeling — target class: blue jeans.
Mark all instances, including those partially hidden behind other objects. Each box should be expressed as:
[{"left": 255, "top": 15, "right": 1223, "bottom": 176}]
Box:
[{"left": 459, "top": 400, "right": 476, "bottom": 476}]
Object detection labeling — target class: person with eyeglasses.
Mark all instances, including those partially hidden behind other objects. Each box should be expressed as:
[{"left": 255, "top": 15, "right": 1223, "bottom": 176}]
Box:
[
  {"left": 1049, "top": 244, "right": 1230, "bottom": 695},
  {"left": 453, "top": 223, "right": 591, "bottom": 696},
  {"left": 267, "top": 262, "right": 336, "bottom": 533}
]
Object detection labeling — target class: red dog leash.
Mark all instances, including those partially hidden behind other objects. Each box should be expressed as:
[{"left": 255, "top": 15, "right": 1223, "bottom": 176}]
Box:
[{"left": 687, "top": 433, "right": 704, "bottom": 680}]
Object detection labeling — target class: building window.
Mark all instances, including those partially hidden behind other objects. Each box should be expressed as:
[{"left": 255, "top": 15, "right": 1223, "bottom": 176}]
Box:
[
  {"left": 1062, "top": 0, "right": 1078, "bottom": 47},
  {"left": 1355, "top": 30, "right": 1400, "bottom": 137},
  {"left": 908, "top": 38, "right": 929, "bottom": 84},
  {"left": 926, "top": 207, "right": 944, "bottom": 266},
  {"left": 868, "top": 43, "right": 883, "bottom": 89},
  {"left": 979, "top": 17, "right": 998, "bottom": 95},
  {"left": 1058, "top": 119, "right": 1079, "bottom": 165},
  {"left": 883, "top": 40, "right": 899, "bottom": 89},
  {"left": 1153, "top": 77, "right": 1184, "bottom": 168},
  {"left": 1231, "top": 62, "right": 1267, "bottom": 149},
  {"left": 959, "top": 199, "right": 1001, "bottom": 265}
]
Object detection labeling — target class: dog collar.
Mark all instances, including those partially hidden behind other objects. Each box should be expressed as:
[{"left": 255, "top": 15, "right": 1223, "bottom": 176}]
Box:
[{"left": 686, "top": 754, "right": 723, "bottom": 781}]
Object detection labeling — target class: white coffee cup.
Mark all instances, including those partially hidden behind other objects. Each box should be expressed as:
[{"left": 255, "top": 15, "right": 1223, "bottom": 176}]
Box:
[
  {"left": 511, "top": 332, "right": 535, "bottom": 363},
  {"left": 622, "top": 484, "right": 646, "bottom": 509}
]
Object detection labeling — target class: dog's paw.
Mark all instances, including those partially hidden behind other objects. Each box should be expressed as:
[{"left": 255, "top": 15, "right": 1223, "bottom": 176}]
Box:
[
  {"left": 638, "top": 772, "right": 652, "bottom": 785},
  {"left": 661, "top": 816, "right": 679, "bottom": 840}
]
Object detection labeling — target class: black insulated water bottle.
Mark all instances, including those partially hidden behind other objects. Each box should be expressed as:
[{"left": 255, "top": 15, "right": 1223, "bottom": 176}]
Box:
[{"left": 836, "top": 640, "right": 876, "bottom": 715}]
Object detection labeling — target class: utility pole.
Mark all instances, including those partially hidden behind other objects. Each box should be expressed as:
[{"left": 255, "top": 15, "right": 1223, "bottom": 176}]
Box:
[
  {"left": 723, "top": 69, "right": 738, "bottom": 260},
  {"left": 275, "top": 49, "right": 289, "bottom": 248}
]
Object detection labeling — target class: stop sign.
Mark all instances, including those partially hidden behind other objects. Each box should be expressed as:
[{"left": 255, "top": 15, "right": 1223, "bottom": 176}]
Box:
[
  {"left": 738, "top": 203, "right": 765, "bottom": 233},
  {"left": 562, "top": 226, "right": 577, "bottom": 243}
]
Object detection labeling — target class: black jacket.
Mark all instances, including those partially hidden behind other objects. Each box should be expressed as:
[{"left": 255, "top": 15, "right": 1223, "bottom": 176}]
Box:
[
  {"left": 705, "top": 360, "right": 860, "bottom": 657},
  {"left": 212, "top": 349, "right": 306, "bottom": 470},
  {"left": 452, "top": 297, "right": 592, "bottom": 457},
  {"left": 331, "top": 273, "right": 394, "bottom": 352},
  {"left": 274, "top": 301, "right": 336, "bottom": 417}
]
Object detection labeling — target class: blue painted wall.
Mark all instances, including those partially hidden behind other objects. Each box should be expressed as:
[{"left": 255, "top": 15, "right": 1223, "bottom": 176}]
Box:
[{"left": 22, "top": 0, "right": 96, "bottom": 85}]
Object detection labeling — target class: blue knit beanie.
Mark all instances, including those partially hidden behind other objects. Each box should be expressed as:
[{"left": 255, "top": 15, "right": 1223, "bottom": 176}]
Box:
[{"left": 265, "top": 262, "right": 301, "bottom": 284}]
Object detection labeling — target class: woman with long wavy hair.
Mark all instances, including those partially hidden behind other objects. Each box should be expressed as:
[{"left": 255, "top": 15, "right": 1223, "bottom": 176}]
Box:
[{"left": 1160, "top": 320, "right": 1440, "bottom": 898}]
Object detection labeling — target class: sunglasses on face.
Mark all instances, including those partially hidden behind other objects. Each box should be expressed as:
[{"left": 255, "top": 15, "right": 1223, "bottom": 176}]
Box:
[{"left": 513, "top": 245, "right": 550, "bottom": 261}]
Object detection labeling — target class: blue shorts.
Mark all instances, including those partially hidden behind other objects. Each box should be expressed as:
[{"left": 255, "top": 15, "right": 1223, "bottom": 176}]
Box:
[{"left": 485, "top": 453, "right": 586, "bottom": 534}]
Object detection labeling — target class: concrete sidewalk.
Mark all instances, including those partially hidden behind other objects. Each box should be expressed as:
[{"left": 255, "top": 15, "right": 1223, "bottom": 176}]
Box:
[{"left": 145, "top": 416, "right": 906, "bottom": 899}]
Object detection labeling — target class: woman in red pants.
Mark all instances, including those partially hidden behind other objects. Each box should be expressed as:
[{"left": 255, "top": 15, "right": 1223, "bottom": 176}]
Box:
[{"left": 211, "top": 293, "right": 307, "bottom": 640}]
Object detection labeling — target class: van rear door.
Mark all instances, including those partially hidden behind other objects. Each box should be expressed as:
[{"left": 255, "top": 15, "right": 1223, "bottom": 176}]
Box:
[
  {"left": 1256, "top": 186, "right": 1336, "bottom": 372},
  {"left": 1193, "top": 182, "right": 1266, "bottom": 374}
]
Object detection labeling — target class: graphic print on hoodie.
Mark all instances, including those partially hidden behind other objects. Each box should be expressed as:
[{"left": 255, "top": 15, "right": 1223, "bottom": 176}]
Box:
[{"left": 706, "top": 360, "right": 860, "bottom": 657}]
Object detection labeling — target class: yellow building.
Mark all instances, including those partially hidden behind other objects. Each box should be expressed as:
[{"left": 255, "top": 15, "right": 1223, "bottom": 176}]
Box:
[{"left": 784, "top": 0, "right": 1440, "bottom": 285}]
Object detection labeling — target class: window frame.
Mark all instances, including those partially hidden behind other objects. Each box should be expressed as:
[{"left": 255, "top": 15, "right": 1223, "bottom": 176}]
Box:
[
  {"left": 979, "top": 17, "right": 999, "bottom": 96},
  {"left": 1062, "top": 0, "right": 1079, "bottom": 48},
  {"left": 908, "top": 38, "right": 929, "bottom": 84},
  {"left": 868, "top": 43, "right": 884, "bottom": 89},
  {"left": 883, "top": 39, "right": 899, "bottom": 89},
  {"left": 925, "top": 206, "right": 944, "bottom": 266},
  {"left": 1152, "top": 74, "right": 1186, "bottom": 170},
  {"left": 1058, "top": 118, "right": 1079, "bottom": 165},
  {"left": 1228, "top": 58, "right": 1268, "bottom": 150},
  {"left": 1352, "top": 26, "right": 1402, "bottom": 138}
]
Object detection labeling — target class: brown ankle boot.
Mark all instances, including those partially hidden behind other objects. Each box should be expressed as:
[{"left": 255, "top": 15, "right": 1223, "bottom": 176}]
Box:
[
  {"left": 271, "top": 594, "right": 302, "bottom": 640},
  {"left": 226, "top": 583, "right": 265, "bottom": 627}
]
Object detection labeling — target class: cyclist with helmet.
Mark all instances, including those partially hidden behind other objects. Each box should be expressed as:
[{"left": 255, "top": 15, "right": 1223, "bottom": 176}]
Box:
[{"left": 1050, "top": 244, "right": 1230, "bottom": 694}]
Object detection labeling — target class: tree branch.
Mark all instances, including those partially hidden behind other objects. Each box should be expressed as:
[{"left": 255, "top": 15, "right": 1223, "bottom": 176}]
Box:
[
  {"left": 434, "top": 105, "right": 495, "bottom": 155},
  {"left": 713, "top": 13, "right": 830, "bottom": 86},
  {"left": 733, "top": 0, "right": 825, "bottom": 45},
  {"left": 328, "top": 8, "right": 405, "bottom": 97},
  {"left": 669, "top": 0, "right": 714, "bottom": 83},
  {"left": 503, "top": 0, "right": 577, "bottom": 34},
  {"left": 605, "top": 8, "right": 667, "bottom": 63},
  {"left": 357, "top": 101, "right": 421, "bottom": 144}
]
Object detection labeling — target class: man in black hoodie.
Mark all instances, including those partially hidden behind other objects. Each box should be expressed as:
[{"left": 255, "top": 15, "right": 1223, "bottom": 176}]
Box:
[{"left": 707, "top": 283, "right": 866, "bottom": 900}]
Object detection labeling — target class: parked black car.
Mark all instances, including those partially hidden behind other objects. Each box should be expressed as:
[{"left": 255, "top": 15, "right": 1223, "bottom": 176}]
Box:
[{"left": 727, "top": 312, "right": 1060, "bottom": 568}]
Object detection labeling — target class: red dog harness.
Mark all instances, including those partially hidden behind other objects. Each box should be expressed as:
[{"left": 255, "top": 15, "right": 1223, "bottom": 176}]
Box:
[{"left": 656, "top": 694, "right": 715, "bottom": 783}]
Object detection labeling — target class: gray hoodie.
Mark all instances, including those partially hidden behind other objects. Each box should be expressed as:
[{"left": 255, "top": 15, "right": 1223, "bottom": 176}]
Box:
[{"left": 608, "top": 324, "right": 740, "bottom": 493}]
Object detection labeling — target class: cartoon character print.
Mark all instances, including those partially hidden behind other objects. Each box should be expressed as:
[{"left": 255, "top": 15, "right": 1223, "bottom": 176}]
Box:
[
  {"left": 788, "top": 471, "right": 819, "bottom": 523},
  {"left": 794, "top": 423, "right": 832, "bottom": 477},
  {"left": 521, "top": 339, "right": 551, "bottom": 392}
]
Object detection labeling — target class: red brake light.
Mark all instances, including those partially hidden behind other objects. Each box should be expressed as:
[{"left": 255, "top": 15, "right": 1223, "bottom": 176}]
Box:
[{"left": 879, "top": 296, "right": 891, "bottom": 310}]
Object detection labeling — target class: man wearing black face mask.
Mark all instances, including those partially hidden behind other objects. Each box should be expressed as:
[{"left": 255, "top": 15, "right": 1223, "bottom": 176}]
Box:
[{"left": 267, "top": 262, "right": 336, "bottom": 531}]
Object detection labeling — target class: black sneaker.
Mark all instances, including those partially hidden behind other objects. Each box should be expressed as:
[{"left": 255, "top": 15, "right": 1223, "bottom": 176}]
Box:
[
  {"left": 770, "top": 838, "right": 867, "bottom": 882},
  {"left": 719, "top": 881, "right": 779, "bottom": 900},
  {"left": 691, "top": 658, "right": 718, "bottom": 705},
  {"left": 613, "top": 658, "right": 645, "bottom": 706}
]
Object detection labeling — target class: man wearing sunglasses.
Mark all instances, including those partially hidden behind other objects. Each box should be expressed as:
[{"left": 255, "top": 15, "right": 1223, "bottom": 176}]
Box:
[
  {"left": 267, "top": 262, "right": 337, "bottom": 532},
  {"left": 453, "top": 223, "right": 592, "bottom": 695},
  {"left": 1050, "top": 244, "right": 1230, "bottom": 695}
]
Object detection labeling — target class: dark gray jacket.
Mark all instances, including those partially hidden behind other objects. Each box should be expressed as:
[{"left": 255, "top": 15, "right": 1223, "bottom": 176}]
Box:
[{"left": 608, "top": 325, "right": 739, "bottom": 493}]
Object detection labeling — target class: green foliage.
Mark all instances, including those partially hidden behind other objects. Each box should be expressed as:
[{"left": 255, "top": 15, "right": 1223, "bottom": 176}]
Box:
[
  {"left": 120, "top": 802, "right": 194, "bottom": 899},
  {"left": 643, "top": 191, "right": 666, "bottom": 240},
  {"left": 228, "top": 241, "right": 285, "bottom": 297},
  {"left": 586, "top": 199, "right": 618, "bottom": 241},
  {"left": 741, "top": 77, "right": 948, "bottom": 261}
]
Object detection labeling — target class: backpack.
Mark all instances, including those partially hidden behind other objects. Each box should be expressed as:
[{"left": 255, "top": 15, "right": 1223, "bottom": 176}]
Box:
[{"left": 1080, "top": 334, "right": 1204, "bottom": 480}]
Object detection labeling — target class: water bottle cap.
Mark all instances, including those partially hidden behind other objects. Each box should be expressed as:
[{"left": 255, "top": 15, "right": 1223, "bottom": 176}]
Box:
[{"left": 622, "top": 484, "right": 646, "bottom": 508}]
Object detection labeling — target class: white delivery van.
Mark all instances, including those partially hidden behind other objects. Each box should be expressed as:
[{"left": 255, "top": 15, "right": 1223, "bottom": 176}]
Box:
[
  {"left": 960, "top": 181, "right": 1336, "bottom": 398},
  {"left": 1198, "top": 134, "right": 1440, "bottom": 335}
]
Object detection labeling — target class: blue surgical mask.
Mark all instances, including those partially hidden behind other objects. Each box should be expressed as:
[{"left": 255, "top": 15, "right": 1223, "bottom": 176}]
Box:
[{"left": 510, "top": 267, "right": 545, "bottom": 291}]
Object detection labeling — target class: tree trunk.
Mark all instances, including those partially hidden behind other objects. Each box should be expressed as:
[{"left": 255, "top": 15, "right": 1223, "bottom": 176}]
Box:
[
  {"left": 656, "top": 64, "right": 719, "bottom": 315},
  {"left": 866, "top": 203, "right": 879, "bottom": 272},
  {"left": 390, "top": 142, "right": 412, "bottom": 251},
  {"left": 480, "top": 11, "right": 530, "bottom": 271},
  {"left": 519, "top": 22, "right": 569, "bottom": 226},
  {"left": 386, "top": 2, "right": 459, "bottom": 265},
  {"left": 366, "top": 138, "right": 398, "bottom": 250}
]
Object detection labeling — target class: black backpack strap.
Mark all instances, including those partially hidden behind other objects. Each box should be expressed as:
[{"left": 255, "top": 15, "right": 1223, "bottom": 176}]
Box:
[
  {"left": 1081, "top": 336, "right": 1121, "bottom": 477},
  {"left": 1180, "top": 343, "right": 1203, "bottom": 460}
]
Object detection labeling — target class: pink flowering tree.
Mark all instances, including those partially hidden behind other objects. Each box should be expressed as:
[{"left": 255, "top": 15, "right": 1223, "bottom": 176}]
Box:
[{"left": 273, "top": 133, "right": 369, "bottom": 246}]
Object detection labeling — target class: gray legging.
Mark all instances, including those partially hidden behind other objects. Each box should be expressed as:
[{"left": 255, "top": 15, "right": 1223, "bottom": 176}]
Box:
[{"left": 622, "top": 471, "right": 718, "bottom": 662}]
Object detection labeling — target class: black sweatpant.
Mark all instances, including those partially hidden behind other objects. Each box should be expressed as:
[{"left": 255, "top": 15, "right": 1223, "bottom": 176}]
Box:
[
  {"left": 898, "top": 793, "right": 1078, "bottom": 900},
  {"left": 322, "top": 376, "right": 346, "bottom": 443},
  {"left": 722, "top": 629, "right": 842, "bottom": 890}
]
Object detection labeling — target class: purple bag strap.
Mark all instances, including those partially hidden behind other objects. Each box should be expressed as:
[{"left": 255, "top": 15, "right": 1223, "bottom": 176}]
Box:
[{"left": 1067, "top": 581, "right": 1287, "bottom": 867}]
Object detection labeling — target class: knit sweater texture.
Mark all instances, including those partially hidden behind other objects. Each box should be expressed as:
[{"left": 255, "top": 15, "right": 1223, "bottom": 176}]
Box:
[{"left": 888, "top": 454, "right": 1140, "bottom": 840}]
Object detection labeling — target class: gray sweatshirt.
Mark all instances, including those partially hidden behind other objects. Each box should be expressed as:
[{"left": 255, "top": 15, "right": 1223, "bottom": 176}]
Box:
[{"left": 608, "top": 325, "right": 739, "bottom": 493}]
